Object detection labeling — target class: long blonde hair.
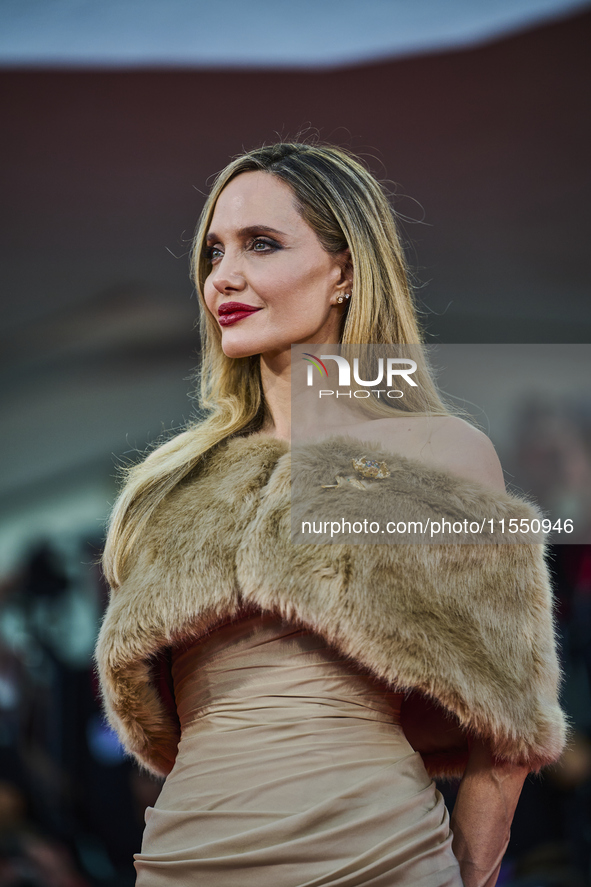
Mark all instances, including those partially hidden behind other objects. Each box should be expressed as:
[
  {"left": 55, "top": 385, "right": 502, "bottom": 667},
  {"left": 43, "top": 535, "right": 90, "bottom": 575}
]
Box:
[{"left": 103, "top": 142, "right": 449, "bottom": 588}]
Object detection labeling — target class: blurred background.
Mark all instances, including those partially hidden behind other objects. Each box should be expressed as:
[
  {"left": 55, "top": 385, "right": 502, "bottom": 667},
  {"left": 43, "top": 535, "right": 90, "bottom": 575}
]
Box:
[{"left": 1, "top": 1, "right": 590, "bottom": 884}]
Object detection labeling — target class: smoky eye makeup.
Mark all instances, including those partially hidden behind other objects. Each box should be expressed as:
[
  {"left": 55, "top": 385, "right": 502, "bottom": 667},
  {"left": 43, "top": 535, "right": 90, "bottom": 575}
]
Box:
[
  {"left": 203, "top": 237, "right": 282, "bottom": 262},
  {"left": 203, "top": 244, "right": 223, "bottom": 262},
  {"left": 249, "top": 236, "right": 282, "bottom": 252}
]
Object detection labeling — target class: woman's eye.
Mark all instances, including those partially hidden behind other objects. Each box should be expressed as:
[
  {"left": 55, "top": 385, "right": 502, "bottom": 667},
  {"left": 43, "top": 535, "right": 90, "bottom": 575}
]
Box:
[
  {"left": 205, "top": 246, "right": 223, "bottom": 262},
  {"left": 251, "top": 238, "right": 279, "bottom": 253},
  {"left": 204, "top": 238, "right": 279, "bottom": 262}
]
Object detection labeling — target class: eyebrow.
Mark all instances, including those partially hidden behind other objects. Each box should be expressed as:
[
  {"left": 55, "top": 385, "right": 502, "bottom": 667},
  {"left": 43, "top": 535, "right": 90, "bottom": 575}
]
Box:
[{"left": 205, "top": 225, "right": 288, "bottom": 243}]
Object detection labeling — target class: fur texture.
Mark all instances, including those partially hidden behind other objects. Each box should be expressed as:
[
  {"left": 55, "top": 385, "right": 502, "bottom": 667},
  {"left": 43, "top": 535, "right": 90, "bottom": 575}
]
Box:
[{"left": 95, "top": 434, "right": 567, "bottom": 779}]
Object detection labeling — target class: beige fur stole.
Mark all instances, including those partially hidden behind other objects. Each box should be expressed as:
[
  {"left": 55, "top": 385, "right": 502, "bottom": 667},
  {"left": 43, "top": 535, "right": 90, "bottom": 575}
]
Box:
[{"left": 95, "top": 434, "right": 567, "bottom": 778}]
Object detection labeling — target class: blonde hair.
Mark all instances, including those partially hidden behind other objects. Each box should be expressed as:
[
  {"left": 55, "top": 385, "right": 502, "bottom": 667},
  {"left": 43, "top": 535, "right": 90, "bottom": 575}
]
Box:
[{"left": 103, "top": 142, "right": 449, "bottom": 588}]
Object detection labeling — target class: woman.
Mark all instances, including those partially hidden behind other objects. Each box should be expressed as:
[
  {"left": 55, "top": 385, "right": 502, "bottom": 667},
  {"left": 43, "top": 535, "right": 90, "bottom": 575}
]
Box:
[{"left": 96, "top": 142, "right": 566, "bottom": 886}]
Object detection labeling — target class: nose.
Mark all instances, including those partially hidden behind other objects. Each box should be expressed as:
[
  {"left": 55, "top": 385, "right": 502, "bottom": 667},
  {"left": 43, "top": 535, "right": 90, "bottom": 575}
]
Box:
[{"left": 211, "top": 252, "right": 246, "bottom": 295}]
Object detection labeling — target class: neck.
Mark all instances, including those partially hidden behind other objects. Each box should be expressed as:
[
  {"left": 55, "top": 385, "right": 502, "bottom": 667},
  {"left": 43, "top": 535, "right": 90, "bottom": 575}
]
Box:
[
  {"left": 258, "top": 351, "right": 292, "bottom": 440},
  {"left": 257, "top": 345, "right": 368, "bottom": 443}
]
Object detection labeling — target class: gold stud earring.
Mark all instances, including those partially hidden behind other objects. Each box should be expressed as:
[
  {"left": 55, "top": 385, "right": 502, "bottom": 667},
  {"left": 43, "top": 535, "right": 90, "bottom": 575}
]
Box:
[{"left": 336, "top": 293, "right": 351, "bottom": 304}]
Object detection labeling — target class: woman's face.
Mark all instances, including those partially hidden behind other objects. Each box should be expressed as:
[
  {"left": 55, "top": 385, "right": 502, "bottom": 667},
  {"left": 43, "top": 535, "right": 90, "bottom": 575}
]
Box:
[{"left": 203, "top": 171, "right": 350, "bottom": 359}]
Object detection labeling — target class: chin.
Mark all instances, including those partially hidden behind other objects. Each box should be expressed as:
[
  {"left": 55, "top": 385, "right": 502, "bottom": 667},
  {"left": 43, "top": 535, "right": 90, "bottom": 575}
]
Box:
[
  {"left": 220, "top": 335, "right": 262, "bottom": 360},
  {"left": 220, "top": 328, "right": 290, "bottom": 359}
]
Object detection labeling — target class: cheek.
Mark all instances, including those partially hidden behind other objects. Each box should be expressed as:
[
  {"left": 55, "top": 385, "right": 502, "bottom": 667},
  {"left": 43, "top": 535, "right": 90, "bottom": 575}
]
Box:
[
  {"left": 260, "top": 261, "right": 334, "bottom": 308},
  {"left": 202, "top": 278, "right": 217, "bottom": 314}
]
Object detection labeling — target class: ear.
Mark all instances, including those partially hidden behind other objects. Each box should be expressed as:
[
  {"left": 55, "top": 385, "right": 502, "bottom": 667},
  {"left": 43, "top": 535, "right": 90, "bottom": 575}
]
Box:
[{"left": 334, "top": 248, "right": 353, "bottom": 297}]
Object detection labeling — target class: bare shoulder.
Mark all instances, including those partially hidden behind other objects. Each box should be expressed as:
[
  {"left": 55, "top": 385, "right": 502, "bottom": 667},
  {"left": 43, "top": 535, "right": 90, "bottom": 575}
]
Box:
[
  {"left": 350, "top": 415, "right": 505, "bottom": 492},
  {"left": 423, "top": 416, "right": 505, "bottom": 492}
]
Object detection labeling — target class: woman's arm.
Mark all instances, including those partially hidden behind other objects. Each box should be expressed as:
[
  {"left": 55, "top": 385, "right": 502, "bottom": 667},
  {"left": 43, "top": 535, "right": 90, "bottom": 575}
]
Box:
[
  {"left": 411, "top": 418, "right": 528, "bottom": 885},
  {"left": 450, "top": 739, "right": 530, "bottom": 887}
]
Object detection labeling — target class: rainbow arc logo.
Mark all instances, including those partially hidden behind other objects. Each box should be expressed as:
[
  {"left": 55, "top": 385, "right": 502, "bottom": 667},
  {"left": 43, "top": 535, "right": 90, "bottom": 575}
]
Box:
[{"left": 302, "top": 353, "right": 328, "bottom": 377}]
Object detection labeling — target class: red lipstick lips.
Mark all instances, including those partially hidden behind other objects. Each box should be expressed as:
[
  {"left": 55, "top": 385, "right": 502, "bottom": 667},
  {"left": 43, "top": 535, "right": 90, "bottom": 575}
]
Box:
[{"left": 218, "top": 302, "right": 261, "bottom": 326}]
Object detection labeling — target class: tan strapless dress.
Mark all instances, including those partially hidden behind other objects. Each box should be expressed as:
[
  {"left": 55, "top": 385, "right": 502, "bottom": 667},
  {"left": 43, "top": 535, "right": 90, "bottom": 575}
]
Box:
[{"left": 134, "top": 613, "right": 463, "bottom": 886}]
